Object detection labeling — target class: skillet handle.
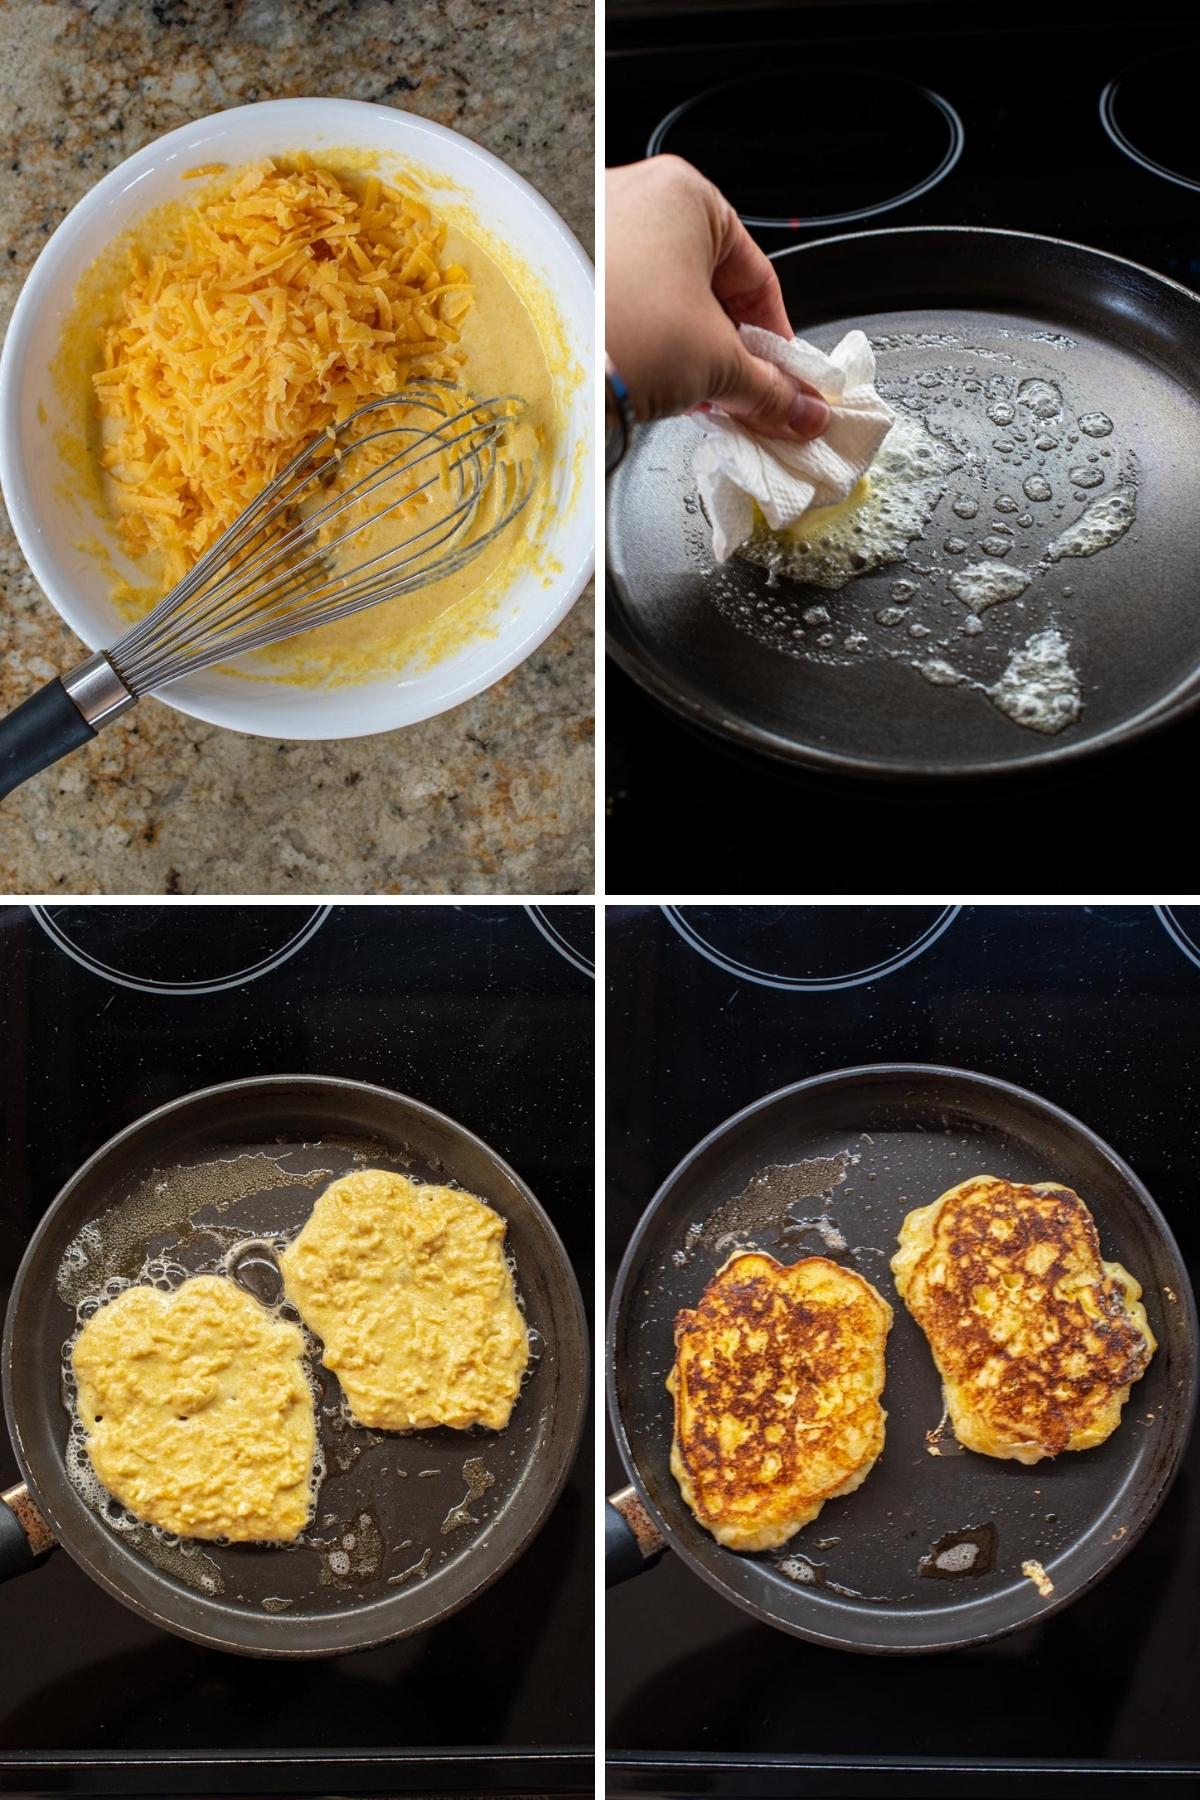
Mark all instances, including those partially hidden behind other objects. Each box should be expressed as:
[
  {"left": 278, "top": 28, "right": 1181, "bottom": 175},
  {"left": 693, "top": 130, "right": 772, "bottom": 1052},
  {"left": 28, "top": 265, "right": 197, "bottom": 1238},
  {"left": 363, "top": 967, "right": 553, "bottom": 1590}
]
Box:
[
  {"left": 0, "top": 1484, "right": 56, "bottom": 1581},
  {"left": 606, "top": 1485, "right": 666, "bottom": 1588}
]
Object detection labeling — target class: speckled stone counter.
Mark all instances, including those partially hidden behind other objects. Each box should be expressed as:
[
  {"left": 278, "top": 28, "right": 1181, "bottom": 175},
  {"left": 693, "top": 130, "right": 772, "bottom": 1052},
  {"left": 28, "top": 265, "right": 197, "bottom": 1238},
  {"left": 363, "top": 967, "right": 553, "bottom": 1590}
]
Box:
[{"left": 0, "top": 0, "right": 593, "bottom": 894}]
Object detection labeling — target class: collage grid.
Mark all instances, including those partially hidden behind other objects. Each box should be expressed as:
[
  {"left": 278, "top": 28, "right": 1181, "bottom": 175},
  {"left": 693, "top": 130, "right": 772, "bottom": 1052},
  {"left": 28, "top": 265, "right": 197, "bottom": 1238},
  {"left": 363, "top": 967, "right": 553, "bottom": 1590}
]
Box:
[{"left": 0, "top": 2, "right": 1198, "bottom": 1798}]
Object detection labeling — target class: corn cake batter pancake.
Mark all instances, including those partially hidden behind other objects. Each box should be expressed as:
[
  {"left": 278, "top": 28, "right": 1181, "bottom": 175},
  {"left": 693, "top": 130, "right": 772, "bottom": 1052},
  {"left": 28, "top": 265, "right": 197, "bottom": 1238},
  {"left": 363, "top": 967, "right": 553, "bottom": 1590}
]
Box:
[
  {"left": 892, "top": 1174, "right": 1156, "bottom": 1463},
  {"left": 668, "top": 1252, "right": 892, "bottom": 1552},
  {"left": 72, "top": 1274, "right": 316, "bottom": 1542},
  {"left": 280, "top": 1168, "right": 529, "bottom": 1432}
]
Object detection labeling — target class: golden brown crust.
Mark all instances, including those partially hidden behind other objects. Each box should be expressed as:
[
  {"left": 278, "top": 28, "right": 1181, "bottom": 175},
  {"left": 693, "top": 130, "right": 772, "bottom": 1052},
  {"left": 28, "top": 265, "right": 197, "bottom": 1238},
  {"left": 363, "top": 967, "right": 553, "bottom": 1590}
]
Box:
[
  {"left": 668, "top": 1252, "right": 891, "bottom": 1551},
  {"left": 892, "top": 1175, "right": 1155, "bottom": 1462}
]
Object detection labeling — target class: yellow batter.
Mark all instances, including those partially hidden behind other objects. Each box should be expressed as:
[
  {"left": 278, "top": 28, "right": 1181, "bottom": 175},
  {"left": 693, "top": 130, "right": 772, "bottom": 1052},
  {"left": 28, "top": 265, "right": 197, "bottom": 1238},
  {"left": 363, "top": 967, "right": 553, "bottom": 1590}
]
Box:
[
  {"left": 279, "top": 1168, "right": 529, "bottom": 1431},
  {"left": 266, "top": 219, "right": 555, "bottom": 686},
  {"left": 53, "top": 156, "right": 562, "bottom": 686},
  {"left": 71, "top": 1275, "right": 316, "bottom": 1542}
]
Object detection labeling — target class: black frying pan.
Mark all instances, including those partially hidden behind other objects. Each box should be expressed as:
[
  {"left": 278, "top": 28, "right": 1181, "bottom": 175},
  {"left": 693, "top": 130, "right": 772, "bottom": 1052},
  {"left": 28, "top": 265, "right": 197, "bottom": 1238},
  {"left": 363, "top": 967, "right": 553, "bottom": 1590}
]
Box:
[
  {"left": 606, "top": 1064, "right": 1197, "bottom": 1653},
  {"left": 607, "top": 227, "right": 1200, "bottom": 779},
  {"left": 1, "top": 1075, "right": 588, "bottom": 1657}
]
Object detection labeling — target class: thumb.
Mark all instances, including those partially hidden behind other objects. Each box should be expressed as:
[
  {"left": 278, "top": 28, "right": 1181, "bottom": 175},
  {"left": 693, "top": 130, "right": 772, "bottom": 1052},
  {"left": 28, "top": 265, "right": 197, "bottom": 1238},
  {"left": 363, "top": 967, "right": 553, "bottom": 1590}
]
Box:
[{"left": 718, "top": 343, "right": 832, "bottom": 442}]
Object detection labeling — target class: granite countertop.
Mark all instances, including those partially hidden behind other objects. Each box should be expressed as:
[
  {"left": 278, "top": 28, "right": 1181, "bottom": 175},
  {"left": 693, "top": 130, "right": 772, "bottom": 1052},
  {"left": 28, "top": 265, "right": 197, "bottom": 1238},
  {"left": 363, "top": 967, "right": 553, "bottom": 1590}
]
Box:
[{"left": 0, "top": 0, "right": 593, "bottom": 895}]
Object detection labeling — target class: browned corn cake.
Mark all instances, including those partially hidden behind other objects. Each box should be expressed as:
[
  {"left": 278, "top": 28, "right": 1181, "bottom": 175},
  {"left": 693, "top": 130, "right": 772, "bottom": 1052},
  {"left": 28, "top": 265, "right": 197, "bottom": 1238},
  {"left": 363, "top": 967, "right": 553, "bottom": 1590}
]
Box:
[
  {"left": 667, "top": 1252, "right": 892, "bottom": 1552},
  {"left": 892, "top": 1174, "right": 1155, "bottom": 1463}
]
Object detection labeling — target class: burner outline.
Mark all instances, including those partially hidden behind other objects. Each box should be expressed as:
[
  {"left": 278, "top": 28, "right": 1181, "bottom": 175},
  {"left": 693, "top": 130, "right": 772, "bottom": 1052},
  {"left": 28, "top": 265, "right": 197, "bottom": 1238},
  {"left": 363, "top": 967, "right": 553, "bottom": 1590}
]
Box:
[
  {"left": 526, "top": 905, "right": 595, "bottom": 978},
  {"left": 647, "top": 73, "right": 964, "bottom": 229},
  {"left": 1100, "top": 71, "right": 1200, "bottom": 195},
  {"left": 660, "top": 904, "right": 960, "bottom": 992},
  {"left": 1155, "top": 905, "right": 1200, "bottom": 971},
  {"left": 31, "top": 904, "right": 332, "bottom": 996}
]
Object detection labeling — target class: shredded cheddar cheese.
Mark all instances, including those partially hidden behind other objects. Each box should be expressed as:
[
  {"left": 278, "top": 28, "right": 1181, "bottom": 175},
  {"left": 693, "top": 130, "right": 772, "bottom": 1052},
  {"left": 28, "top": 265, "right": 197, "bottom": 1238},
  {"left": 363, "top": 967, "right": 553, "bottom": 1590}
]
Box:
[{"left": 93, "top": 157, "right": 474, "bottom": 587}]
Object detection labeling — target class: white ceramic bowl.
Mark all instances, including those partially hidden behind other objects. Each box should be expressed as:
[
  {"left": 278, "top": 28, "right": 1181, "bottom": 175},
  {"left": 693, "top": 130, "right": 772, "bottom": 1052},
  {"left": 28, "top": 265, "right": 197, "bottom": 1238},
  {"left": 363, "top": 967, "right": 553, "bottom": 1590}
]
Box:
[{"left": 0, "top": 98, "right": 594, "bottom": 739}]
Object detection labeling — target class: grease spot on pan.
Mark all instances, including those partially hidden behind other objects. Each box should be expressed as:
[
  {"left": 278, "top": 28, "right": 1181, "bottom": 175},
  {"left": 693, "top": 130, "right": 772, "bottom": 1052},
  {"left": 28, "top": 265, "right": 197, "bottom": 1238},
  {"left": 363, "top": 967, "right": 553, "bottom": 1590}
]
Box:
[
  {"left": 442, "top": 1458, "right": 495, "bottom": 1535},
  {"left": 314, "top": 1511, "right": 384, "bottom": 1585},
  {"left": 925, "top": 1405, "right": 966, "bottom": 1457},
  {"left": 774, "top": 1552, "right": 898, "bottom": 1605},
  {"left": 387, "top": 1546, "right": 433, "bottom": 1587},
  {"left": 919, "top": 1524, "right": 998, "bottom": 1579},
  {"left": 672, "top": 1155, "right": 857, "bottom": 1266},
  {"left": 55, "top": 1152, "right": 337, "bottom": 1309}
]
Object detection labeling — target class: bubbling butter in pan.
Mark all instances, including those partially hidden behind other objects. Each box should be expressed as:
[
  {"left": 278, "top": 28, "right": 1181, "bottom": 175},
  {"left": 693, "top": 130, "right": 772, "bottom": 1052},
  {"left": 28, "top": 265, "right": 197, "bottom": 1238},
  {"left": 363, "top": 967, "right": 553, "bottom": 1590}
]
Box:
[
  {"left": 1047, "top": 487, "right": 1136, "bottom": 562},
  {"left": 914, "top": 626, "right": 1083, "bottom": 735},
  {"left": 986, "top": 627, "right": 1082, "bottom": 734},
  {"left": 947, "top": 560, "right": 1030, "bottom": 611},
  {"left": 735, "top": 411, "right": 961, "bottom": 592},
  {"left": 694, "top": 339, "right": 1145, "bottom": 739}
]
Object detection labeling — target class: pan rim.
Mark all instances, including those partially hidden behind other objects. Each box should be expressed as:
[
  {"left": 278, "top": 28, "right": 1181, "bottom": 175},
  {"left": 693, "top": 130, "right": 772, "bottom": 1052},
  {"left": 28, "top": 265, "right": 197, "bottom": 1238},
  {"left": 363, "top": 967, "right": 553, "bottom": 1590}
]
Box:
[
  {"left": 3, "top": 1072, "right": 589, "bottom": 1658},
  {"left": 605, "top": 1060, "right": 1199, "bottom": 1654},
  {"left": 606, "top": 224, "right": 1200, "bottom": 782}
]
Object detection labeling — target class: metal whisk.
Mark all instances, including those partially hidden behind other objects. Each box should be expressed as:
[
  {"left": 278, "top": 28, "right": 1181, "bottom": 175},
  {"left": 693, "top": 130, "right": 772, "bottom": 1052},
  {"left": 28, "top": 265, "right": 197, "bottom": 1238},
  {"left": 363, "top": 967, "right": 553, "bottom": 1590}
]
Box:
[{"left": 0, "top": 382, "right": 537, "bottom": 800}]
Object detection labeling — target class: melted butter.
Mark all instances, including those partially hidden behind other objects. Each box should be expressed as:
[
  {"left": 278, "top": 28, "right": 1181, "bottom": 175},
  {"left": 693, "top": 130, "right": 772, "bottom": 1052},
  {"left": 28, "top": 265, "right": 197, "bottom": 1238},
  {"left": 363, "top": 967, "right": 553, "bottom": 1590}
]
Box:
[
  {"left": 736, "top": 413, "right": 960, "bottom": 591},
  {"left": 776, "top": 474, "right": 872, "bottom": 542}
]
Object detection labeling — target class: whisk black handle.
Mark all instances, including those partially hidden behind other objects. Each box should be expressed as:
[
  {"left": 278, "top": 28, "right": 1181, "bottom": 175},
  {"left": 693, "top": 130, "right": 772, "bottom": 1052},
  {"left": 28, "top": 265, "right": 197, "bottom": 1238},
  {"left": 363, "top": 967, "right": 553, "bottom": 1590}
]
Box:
[{"left": 0, "top": 678, "right": 96, "bottom": 802}]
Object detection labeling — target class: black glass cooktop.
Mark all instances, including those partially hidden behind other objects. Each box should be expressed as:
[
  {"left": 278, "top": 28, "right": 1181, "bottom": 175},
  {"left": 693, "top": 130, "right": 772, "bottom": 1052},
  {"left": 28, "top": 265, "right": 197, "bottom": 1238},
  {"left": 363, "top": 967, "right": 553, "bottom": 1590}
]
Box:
[
  {"left": 0, "top": 903, "right": 594, "bottom": 1797},
  {"left": 605, "top": 0, "right": 1200, "bottom": 891},
  {"left": 606, "top": 903, "right": 1200, "bottom": 1796}
]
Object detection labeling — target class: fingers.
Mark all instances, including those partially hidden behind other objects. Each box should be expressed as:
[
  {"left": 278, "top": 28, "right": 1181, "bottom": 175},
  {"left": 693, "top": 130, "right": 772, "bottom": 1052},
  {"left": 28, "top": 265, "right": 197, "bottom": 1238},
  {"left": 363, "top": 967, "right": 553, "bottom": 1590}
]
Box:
[
  {"left": 717, "top": 340, "right": 832, "bottom": 442},
  {"left": 707, "top": 190, "right": 829, "bottom": 441},
  {"left": 604, "top": 155, "right": 822, "bottom": 431},
  {"left": 710, "top": 201, "right": 793, "bottom": 340}
]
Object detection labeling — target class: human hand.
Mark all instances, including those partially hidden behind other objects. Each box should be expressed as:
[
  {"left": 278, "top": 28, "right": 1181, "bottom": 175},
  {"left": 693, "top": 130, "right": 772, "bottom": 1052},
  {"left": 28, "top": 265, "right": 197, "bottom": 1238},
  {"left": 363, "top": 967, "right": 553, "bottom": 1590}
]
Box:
[{"left": 605, "top": 156, "right": 832, "bottom": 442}]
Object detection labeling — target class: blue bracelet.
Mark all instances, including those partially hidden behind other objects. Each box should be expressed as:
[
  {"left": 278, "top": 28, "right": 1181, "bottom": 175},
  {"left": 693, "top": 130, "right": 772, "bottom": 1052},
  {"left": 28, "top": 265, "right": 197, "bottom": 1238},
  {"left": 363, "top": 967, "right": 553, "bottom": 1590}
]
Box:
[{"left": 605, "top": 361, "right": 637, "bottom": 473}]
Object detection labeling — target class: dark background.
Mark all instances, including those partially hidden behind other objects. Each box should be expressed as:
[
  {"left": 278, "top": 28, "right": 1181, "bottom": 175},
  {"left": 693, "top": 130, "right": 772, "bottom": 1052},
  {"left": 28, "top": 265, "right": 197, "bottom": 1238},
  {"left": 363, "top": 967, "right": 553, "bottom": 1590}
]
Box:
[
  {"left": 605, "top": 0, "right": 1200, "bottom": 890},
  {"left": 606, "top": 903, "right": 1200, "bottom": 1796},
  {"left": 0, "top": 902, "right": 594, "bottom": 1797}
]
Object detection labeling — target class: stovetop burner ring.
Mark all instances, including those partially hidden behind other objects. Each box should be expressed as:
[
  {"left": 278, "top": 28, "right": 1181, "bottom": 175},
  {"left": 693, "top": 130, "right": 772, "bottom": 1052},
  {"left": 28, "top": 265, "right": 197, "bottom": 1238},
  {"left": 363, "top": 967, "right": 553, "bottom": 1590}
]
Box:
[
  {"left": 1155, "top": 905, "right": 1200, "bottom": 971},
  {"left": 31, "top": 904, "right": 332, "bottom": 995},
  {"left": 525, "top": 905, "right": 594, "bottom": 977},
  {"left": 660, "top": 903, "right": 960, "bottom": 992},
  {"left": 647, "top": 70, "right": 964, "bottom": 230},
  {"left": 1100, "top": 59, "right": 1200, "bottom": 194}
]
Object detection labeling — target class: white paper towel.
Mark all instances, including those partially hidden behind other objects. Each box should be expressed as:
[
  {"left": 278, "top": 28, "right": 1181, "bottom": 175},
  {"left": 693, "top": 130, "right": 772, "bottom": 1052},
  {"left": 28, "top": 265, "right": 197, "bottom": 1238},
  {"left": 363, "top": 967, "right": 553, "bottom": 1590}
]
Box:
[{"left": 693, "top": 326, "right": 895, "bottom": 563}]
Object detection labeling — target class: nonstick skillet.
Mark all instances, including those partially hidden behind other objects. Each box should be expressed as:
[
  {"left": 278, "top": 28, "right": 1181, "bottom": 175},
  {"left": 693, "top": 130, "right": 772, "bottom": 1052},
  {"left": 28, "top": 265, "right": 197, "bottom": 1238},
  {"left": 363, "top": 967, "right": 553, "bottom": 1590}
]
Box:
[
  {"left": 605, "top": 1064, "right": 1197, "bottom": 1654},
  {"left": 607, "top": 227, "right": 1200, "bottom": 780},
  {"left": 0, "top": 1075, "right": 588, "bottom": 1657}
]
